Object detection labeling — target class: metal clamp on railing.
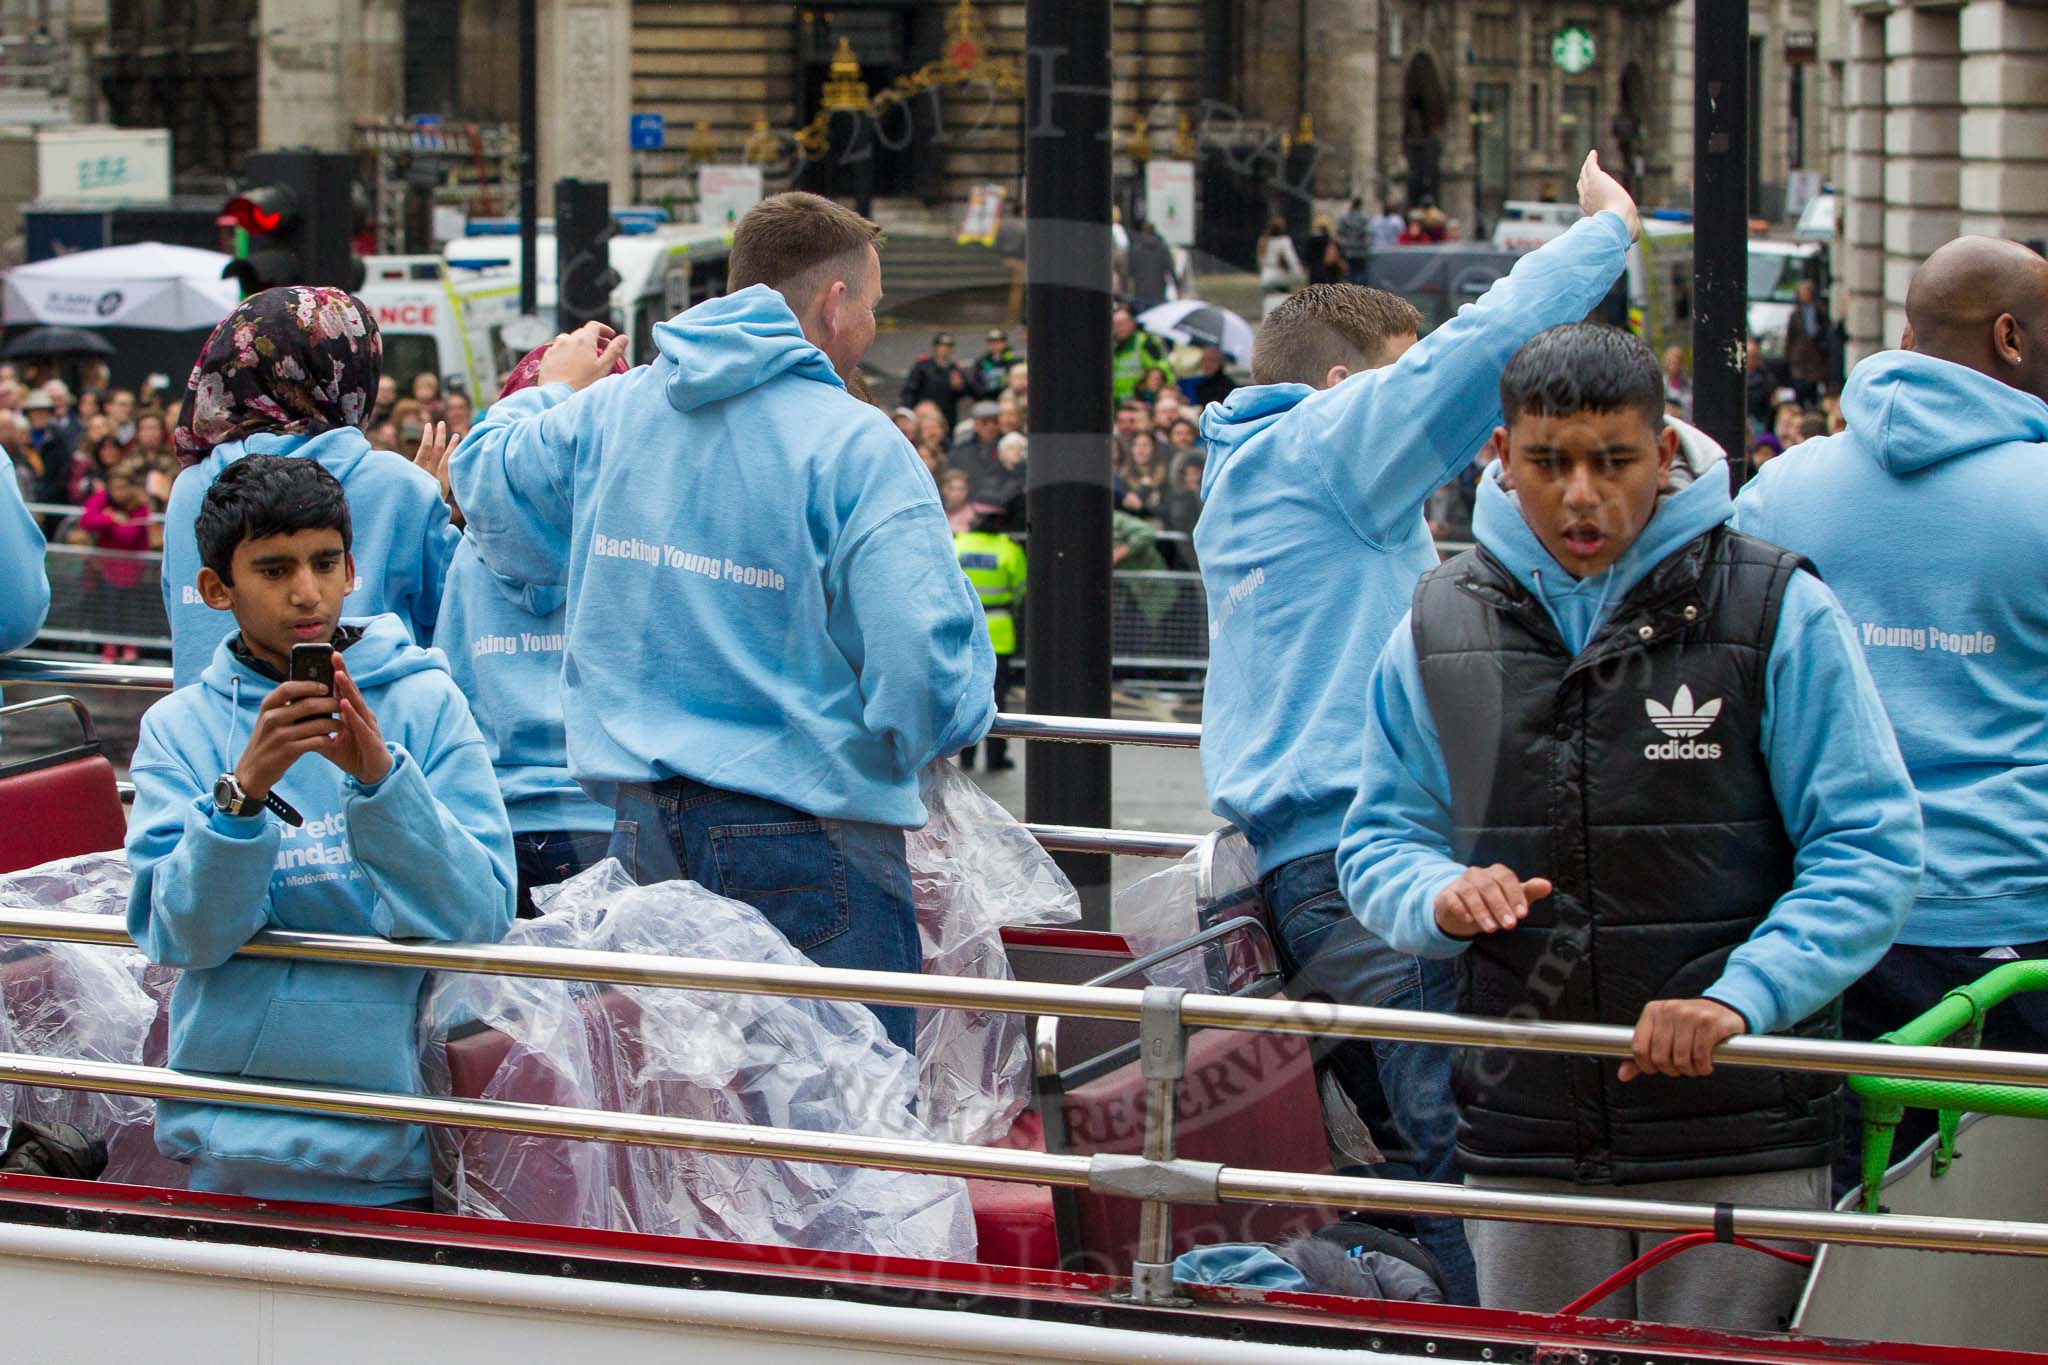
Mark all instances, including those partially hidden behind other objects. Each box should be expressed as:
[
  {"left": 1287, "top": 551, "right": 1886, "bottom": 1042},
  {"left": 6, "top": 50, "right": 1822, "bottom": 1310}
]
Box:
[{"left": 1128, "top": 984, "right": 1190, "bottom": 1306}]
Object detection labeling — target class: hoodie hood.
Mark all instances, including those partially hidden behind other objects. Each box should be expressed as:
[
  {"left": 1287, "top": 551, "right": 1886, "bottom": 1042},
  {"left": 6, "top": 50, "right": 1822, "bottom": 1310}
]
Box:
[
  {"left": 1842, "top": 349, "right": 2048, "bottom": 474},
  {"left": 655, "top": 284, "right": 845, "bottom": 414},
  {"left": 1474, "top": 421, "right": 1734, "bottom": 654},
  {"left": 202, "top": 425, "right": 374, "bottom": 482},
  {"left": 1198, "top": 382, "right": 1314, "bottom": 497},
  {"left": 199, "top": 613, "right": 445, "bottom": 703},
  {"left": 471, "top": 544, "right": 564, "bottom": 616}
]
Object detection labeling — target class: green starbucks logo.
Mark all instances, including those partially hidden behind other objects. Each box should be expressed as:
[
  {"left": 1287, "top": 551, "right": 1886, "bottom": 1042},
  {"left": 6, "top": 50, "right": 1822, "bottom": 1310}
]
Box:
[{"left": 1551, "top": 26, "right": 1597, "bottom": 74}]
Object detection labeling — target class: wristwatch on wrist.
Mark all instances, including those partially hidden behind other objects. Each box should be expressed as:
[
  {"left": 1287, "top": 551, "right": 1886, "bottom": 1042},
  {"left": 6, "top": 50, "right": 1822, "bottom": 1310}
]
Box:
[{"left": 213, "top": 772, "right": 259, "bottom": 818}]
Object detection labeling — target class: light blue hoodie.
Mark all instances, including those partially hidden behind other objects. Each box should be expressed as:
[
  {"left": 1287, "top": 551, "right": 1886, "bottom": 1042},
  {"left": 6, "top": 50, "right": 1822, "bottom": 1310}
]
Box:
[
  {"left": 125, "top": 614, "right": 515, "bottom": 1204},
  {"left": 434, "top": 533, "right": 612, "bottom": 835},
  {"left": 1, "top": 465, "right": 49, "bottom": 652},
  {"left": 1195, "top": 210, "right": 1631, "bottom": 877},
  {"left": 162, "top": 428, "right": 460, "bottom": 688},
  {"left": 1735, "top": 351, "right": 2048, "bottom": 947},
  {"left": 449, "top": 285, "right": 993, "bottom": 827},
  {"left": 1338, "top": 448, "right": 1922, "bottom": 1035}
]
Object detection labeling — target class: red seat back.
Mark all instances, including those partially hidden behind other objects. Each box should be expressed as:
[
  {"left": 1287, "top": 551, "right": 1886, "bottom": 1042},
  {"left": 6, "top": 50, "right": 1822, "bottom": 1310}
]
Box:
[
  {"left": 0, "top": 752, "right": 128, "bottom": 876},
  {"left": 1056, "top": 1025, "right": 1345, "bottom": 1274}
]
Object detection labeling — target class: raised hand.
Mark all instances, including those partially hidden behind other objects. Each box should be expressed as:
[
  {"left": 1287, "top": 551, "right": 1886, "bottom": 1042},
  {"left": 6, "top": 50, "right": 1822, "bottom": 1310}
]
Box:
[
  {"left": 322, "top": 651, "right": 392, "bottom": 787},
  {"left": 232, "top": 679, "right": 341, "bottom": 804},
  {"left": 536, "top": 321, "right": 630, "bottom": 391},
  {"left": 1576, "top": 149, "right": 1642, "bottom": 243},
  {"left": 1433, "top": 863, "right": 1553, "bottom": 939}
]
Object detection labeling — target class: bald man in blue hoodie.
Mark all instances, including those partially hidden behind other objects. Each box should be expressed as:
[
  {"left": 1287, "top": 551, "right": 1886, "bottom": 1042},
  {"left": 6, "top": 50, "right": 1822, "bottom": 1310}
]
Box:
[
  {"left": 452, "top": 193, "right": 992, "bottom": 1054},
  {"left": 1194, "top": 153, "right": 1639, "bottom": 1302},
  {"left": 1733, "top": 236, "right": 2048, "bottom": 1193}
]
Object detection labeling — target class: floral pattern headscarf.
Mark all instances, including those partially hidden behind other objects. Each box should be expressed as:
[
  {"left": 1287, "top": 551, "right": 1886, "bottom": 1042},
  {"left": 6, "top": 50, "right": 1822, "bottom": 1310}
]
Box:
[{"left": 173, "top": 286, "right": 381, "bottom": 466}]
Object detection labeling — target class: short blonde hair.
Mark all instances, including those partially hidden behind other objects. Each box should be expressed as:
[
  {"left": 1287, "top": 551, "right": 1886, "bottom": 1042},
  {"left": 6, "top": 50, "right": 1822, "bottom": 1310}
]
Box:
[{"left": 728, "top": 192, "right": 883, "bottom": 315}]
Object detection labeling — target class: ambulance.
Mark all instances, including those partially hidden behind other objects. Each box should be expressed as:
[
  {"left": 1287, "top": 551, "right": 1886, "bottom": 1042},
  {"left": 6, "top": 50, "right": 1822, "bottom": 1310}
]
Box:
[
  {"left": 355, "top": 254, "right": 525, "bottom": 403},
  {"left": 438, "top": 222, "right": 734, "bottom": 372}
]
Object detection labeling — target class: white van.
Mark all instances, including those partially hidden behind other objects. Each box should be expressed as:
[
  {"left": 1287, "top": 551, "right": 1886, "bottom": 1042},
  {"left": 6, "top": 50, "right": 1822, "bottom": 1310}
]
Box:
[{"left": 439, "top": 223, "right": 734, "bottom": 370}]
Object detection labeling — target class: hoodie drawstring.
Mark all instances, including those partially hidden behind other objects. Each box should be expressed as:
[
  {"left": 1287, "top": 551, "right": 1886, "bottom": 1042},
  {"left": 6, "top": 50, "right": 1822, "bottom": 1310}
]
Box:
[{"left": 220, "top": 674, "right": 243, "bottom": 770}]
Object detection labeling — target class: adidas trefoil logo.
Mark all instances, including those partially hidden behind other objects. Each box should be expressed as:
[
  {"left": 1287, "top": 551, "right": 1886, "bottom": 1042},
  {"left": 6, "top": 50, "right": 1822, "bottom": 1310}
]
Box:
[{"left": 1643, "top": 684, "right": 1724, "bottom": 760}]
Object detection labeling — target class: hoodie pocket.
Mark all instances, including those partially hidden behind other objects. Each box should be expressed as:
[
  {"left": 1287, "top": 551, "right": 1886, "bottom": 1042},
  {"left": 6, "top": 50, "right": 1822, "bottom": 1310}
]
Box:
[
  {"left": 244, "top": 998, "right": 422, "bottom": 1096},
  {"left": 708, "top": 818, "right": 851, "bottom": 953}
]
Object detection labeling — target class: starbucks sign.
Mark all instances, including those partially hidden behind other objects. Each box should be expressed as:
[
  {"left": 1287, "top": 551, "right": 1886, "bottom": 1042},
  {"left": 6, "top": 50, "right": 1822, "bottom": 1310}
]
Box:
[{"left": 1551, "top": 26, "right": 1597, "bottom": 74}]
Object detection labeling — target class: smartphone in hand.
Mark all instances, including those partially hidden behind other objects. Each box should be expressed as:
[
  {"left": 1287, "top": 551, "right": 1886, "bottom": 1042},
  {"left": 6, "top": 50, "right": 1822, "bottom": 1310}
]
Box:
[{"left": 288, "top": 643, "right": 338, "bottom": 718}]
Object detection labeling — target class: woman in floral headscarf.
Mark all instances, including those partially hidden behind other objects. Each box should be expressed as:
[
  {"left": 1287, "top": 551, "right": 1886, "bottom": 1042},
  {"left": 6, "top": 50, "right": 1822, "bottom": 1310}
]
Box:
[{"left": 158, "top": 286, "right": 461, "bottom": 687}]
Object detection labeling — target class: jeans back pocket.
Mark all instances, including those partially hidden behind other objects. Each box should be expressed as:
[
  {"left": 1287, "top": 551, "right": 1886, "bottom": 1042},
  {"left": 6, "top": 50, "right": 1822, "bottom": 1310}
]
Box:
[{"left": 707, "top": 818, "right": 852, "bottom": 954}]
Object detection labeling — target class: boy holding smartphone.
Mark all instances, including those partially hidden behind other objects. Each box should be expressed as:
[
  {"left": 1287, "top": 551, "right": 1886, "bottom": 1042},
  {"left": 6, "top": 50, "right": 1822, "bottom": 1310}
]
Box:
[{"left": 125, "top": 455, "right": 514, "bottom": 1206}]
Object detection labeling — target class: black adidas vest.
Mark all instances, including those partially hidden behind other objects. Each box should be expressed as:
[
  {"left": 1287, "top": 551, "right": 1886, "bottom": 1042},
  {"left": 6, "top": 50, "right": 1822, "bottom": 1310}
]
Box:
[{"left": 1411, "top": 526, "right": 1839, "bottom": 1184}]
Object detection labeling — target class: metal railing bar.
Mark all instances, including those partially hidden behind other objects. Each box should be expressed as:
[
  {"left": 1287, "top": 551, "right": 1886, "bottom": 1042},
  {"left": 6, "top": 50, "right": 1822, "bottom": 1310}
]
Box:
[
  {"left": 0, "top": 662, "right": 1205, "bottom": 751},
  {"left": 1215, "top": 1167, "right": 2048, "bottom": 1259},
  {"left": 1024, "top": 823, "right": 1202, "bottom": 857},
  {"left": 0, "top": 1050, "right": 1090, "bottom": 1188},
  {"left": 0, "top": 656, "right": 176, "bottom": 692},
  {"left": 990, "top": 712, "right": 1202, "bottom": 748},
  {"left": 4, "top": 1048, "right": 2047, "bottom": 1261},
  {"left": 4, "top": 908, "right": 2047, "bottom": 1090}
]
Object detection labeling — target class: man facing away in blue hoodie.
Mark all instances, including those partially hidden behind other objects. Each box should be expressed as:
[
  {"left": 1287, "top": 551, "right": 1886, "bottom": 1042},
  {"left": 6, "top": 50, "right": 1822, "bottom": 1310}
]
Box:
[
  {"left": 126, "top": 455, "right": 515, "bottom": 1206},
  {"left": 451, "top": 193, "right": 993, "bottom": 1053},
  {"left": 1194, "top": 152, "right": 1639, "bottom": 1303},
  {"left": 1338, "top": 325, "right": 1921, "bottom": 1329},
  {"left": 1733, "top": 236, "right": 2048, "bottom": 1194}
]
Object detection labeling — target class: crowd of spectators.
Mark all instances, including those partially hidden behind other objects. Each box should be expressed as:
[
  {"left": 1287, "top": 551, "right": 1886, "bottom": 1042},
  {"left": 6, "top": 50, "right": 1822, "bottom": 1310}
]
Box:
[
  {"left": 0, "top": 363, "right": 183, "bottom": 661},
  {"left": 890, "top": 307, "right": 1236, "bottom": 579}
]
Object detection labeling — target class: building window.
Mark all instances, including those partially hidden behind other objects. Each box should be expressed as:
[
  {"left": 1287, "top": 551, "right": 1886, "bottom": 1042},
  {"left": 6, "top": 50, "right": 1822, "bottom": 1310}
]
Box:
[
  {"left": 1560, "top": 84, "right": 1597, "bottom": 160},
  {"left": 1529, "top": 80, "right": 1544, "bottom": 151},
  {"left": 403, "top": 0, "right": 460, "bottom": 119},
  {"left": 1473, "top": 13, "right": 1516, "bottom": 66}
]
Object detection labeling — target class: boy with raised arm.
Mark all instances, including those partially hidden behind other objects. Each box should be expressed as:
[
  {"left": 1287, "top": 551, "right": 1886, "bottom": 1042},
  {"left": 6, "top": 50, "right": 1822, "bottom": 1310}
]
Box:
[
  {"left": 1338, "top": 325, "right": 1921, "bottom": 1328},
  {"left": 126, "top": 455, "right": 514, "bottom": 1206},
  {"left": 1194, "top": 152, "right": 1639, "bottom": 1303}
]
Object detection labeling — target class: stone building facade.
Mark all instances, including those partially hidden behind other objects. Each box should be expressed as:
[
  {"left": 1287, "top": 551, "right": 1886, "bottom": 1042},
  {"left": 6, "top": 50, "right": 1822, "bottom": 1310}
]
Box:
[
  {"left": 1827, "top": 0, "right": 2048, "bottom": 366},
  {"left": 1227, "top": 0, "right": 1830, "bottom": 234}
]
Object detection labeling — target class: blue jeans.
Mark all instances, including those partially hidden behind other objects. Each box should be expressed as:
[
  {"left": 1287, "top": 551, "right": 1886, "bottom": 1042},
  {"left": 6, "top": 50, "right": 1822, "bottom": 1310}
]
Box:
[
  {"left": 609, "top": 778, "right": 922, "bottom": 1054},
  {"left": 512, "top": 828, "right": 615, "bottom": 919},
  {"left": 1261, "top": 851, "right": 1476, "bottom": 1305}
]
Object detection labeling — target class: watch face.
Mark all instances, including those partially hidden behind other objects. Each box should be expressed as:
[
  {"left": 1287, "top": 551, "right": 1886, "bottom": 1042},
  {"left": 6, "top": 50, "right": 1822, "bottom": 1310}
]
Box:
[{"left": 213, "top": 774, "right": 243, "bottom": 813}]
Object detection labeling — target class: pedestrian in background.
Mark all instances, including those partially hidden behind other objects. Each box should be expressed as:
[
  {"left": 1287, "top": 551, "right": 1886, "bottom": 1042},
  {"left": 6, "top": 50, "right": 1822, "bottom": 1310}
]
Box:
[
  {"left": 1258, "top": 218, "right": 1306, "bottom": 319},
  {"left": 1784, "top": 278, "right": 1831, "bottom": 405},
  {"left": 1112, "top": 306, "right": 1174, "bottom": 402},
  {"left": 901, "top": 331, "right": 972, "bottom": 428},
  {"left": 79, "top": 457, "right": 160, "bottom": 663},
  {"left": 954, "top": 505, "right": 1025, "bottom": 773},
  {"left": 974, "top": 327, "right": 1020, "bottom": 398},
  {"left": 1336, "top": 198, "right": 1373, "bottom": 284}
]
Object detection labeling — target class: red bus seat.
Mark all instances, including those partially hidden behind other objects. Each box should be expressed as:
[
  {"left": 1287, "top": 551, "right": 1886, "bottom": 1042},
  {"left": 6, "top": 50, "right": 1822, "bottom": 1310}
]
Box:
[
  {"left": 1034, "top": 914, "right": 1351, "bottom": 1273},
  {"left": 964, "top": 1109, "right": 1057, "bottom": 1268},
  {"left": 0, "top": 697, "right": 127, "bottom": 876}
]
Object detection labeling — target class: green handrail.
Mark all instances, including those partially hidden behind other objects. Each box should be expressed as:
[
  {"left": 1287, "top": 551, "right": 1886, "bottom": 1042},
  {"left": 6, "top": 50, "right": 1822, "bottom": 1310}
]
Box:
[{"left": 1849, "top": 960, "right": 2048, "bottom": 1212}]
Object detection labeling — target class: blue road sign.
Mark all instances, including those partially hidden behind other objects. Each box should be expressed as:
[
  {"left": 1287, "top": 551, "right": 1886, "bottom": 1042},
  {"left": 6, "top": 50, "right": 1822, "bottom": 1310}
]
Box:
[{"left": 630, "top": 113, "right": 665, "bottom": 151}]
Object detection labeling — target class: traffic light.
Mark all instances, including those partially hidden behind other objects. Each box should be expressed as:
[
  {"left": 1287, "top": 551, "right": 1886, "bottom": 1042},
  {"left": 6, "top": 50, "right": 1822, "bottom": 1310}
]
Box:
[
  {"left": 555, "top": 178, "right": 621, "bottom": 332},
  {"left": 222, "top": 150, "right": 367, "bottom": 297}
]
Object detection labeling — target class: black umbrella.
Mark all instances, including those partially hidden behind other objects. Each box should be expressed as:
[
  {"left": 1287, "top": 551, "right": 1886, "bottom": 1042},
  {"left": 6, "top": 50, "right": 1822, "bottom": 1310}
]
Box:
[{"left": 1, "top": 326, "right": 119, "bottom": 360}]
